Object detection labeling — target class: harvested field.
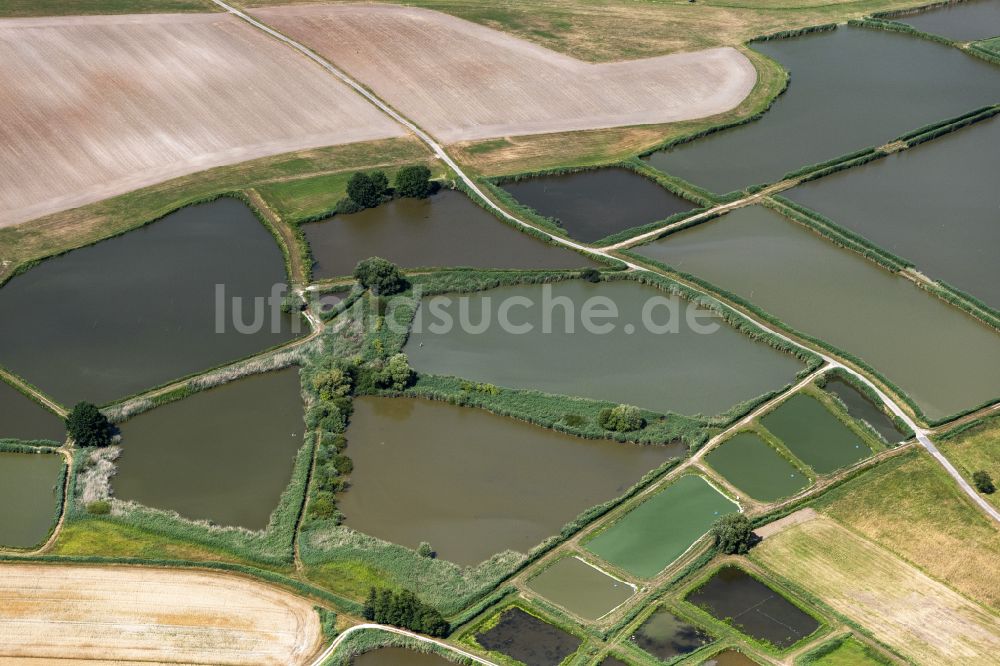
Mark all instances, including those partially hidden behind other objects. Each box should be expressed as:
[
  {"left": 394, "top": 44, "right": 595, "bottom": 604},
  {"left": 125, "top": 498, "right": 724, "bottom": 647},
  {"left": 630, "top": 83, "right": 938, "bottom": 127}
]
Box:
[
  {"left": 0, "top": 563, "right": 322, "bottom": 665},
  {"left": 253, "top": 4, "right": 757, "bottom": 143},
  {"left": 753, "top": 515, "right": 1000, "bottom": 665},
  {"left": 0, "top": 13, "right": 405, "bottom": 228}
]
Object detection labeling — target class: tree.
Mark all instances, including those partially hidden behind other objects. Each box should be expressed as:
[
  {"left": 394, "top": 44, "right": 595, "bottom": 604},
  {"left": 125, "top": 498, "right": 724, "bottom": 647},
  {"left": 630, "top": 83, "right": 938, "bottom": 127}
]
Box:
[
  {"left": 370, "top": 170, "right": 389, "bottom": 197},
  {"left": 377, "top": 353, "right": 413, "bottom": 390},
  {"left": 597, "top": 404, "right": 645, "bottom": 432},
  {"left": 353, "top": 257, "right": 407, "bottom": 295},
  {"left": 712, "top": 513, "right": 755, "bottom": 555},
  {"left": 394, "top": 165, "right": 434, "bottom": 198},
  {"left": 973, "top": 470, "right": 995, "bottom": 494},
  {"left": 66, "top": 402, "right": 114, "bottom": 447},
  {"left": 346, "top": 171, "right": 381, "bottom": 208},
  {"left": 311, "top": 367, "right": 352, "bottom": 402}
]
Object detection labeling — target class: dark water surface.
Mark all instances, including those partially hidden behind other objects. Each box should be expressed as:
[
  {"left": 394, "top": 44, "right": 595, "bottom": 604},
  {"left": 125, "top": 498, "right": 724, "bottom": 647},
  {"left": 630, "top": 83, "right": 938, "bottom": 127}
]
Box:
[
  {"left": 476, "top": 608, "right": 581, "bottom": 666},
  {"left": 632, "top": 608, "right": 714, "bottom": 660},
  {"left": 0, "top": 380, "right": 64, "bottom": 442},
  {"left": 0, "top": 452, "right": 63, "bottom": 548},
  {"left": 823, "top": 378, "right": 906, "bottom": 443},
  {"left": 351, "top": 647, "right": 452, "bottom": 665},
  {"left": 901, "top": 0, "right": 1000, "bottom": 41}
]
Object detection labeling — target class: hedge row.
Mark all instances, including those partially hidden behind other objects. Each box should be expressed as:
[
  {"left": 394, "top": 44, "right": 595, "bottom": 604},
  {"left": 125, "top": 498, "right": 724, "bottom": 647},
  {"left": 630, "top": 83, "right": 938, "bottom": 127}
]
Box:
[
  {"left": 848, "top": 17, "right": 956, "bottom": 46},
  {"left": 749, "top": 23, "right": 838, "bottom": 43}
]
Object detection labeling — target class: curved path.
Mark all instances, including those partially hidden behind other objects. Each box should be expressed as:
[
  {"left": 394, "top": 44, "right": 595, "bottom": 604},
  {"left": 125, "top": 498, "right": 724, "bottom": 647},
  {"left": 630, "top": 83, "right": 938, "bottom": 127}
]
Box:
[{"left": 308, "top": 623, "right": 499, "bottom": 666}]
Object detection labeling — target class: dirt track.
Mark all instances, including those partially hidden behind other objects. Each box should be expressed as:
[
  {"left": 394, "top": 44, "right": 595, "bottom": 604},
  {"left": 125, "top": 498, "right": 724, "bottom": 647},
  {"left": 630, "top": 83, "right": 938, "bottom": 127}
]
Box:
[
  {"left": 253, "top": 4, "right": 756, "bottom": 143},
  {"left": 0, "top": 12, "right": 404, "bottom": 228},
  {"left": 0, "top": 563, "right": 322, "bottom": 665}
]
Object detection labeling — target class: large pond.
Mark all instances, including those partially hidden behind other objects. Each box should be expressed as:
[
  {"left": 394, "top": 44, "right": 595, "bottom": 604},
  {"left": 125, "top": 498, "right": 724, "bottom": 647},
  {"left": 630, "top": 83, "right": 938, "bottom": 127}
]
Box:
[
  {"left": 527, "top": 556, "right": 634, "bottom": 621},
  {"left": 351, "top": 647, "right": 452, "bottom": 665},
  {"left": 500, "top": 168, "right": 698, "bottom": 242},
  {"left": 302, "top": 189, "right": 593, "bottom": 279},
  {"left": 0, "top": 380, "right": 65, "bottom": 442},
  {"left": 404, "top": 280, "right": 804, "bottom": 417},
  {"left": 760, "top": 394, "right": 872, "bottom": 475},
  {"left": 645, "top": 27, "right": 1000, "bottom": 194},
  {"left": 636, "top": 206, "right": 1000, "bottom": 421},
  {"left": 114, "top": 367, "right": 304, "bottom": 530},
  {"left": 686, "top": 566, "right": 820, "bottom": 649},
  {"left": 632, "top": 608, "right": 714, "bottom": 661},
  {"left": 704, "top": 432, "right": 809, "bottom": 502},
  {"left": 823, "top": 378, "right": 906, "bottom": 444},
  {"left": 339, "top": 397, "right": 679, "bottom": 565},
  {"left": 900, "top": 0, "right": 1000, "bottom": 41},
  {"left": 0, "top": 198, "right": 299, "bottom": 406},
  {"left": 585, "top": 475, "right": 739, "bottom": 578},
  {"left": 785, "top": 116, "right": 1000, "bottom": 308},
  {"left": 476, "top": 608, "right": 581, "bottom": 666},
  {"left": 0, "top": 452, "right": 63, "bottom": 548}
]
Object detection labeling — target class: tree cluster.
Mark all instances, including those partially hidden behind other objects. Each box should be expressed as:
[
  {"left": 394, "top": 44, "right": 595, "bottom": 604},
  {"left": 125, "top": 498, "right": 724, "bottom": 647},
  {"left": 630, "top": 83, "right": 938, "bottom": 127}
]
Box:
[
  {"left": 597, "top": 404, "right": 645, "bottom": 432},
  {"left": 65, "top": 402, "right": 114, "bottom": 447},
  {"left": 336, "top": 165, "right": 435, "bottom": 214},
  {"left": 304, "top": 359, "right": 356, "bottom": 522},
  {"left": 363, "top": 587, "right": 449, "bottom": 637},
  {"left": 353, "top": 257, "right": 408, "bottom": 296},
  {"left": 712, "top": 513, "right": 756, "bottom": 555}
]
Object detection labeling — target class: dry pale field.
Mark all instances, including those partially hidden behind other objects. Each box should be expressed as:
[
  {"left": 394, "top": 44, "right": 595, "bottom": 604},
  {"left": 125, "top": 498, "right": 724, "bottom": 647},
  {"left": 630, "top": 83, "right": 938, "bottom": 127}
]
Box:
[
  {"left": 253, "top": 4, "right": 757, "bottom": 143},
  {"left": 0, "top": 563, "right": 322, "bottom": 665},
  {"left": 753, "top": 515, "right": 1000, "bottom": 665},
  {"left": 0, "top": 12, "right": 405, "bottom": 228}
]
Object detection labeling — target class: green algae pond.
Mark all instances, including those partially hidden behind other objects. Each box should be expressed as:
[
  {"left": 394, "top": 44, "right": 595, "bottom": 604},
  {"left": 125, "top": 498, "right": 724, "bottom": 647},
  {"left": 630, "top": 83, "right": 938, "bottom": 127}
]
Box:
[
  {"left": 527, "top": 556, "right": 635, "bottom": 621},
  {"left": 899, "top": 0, "right": 1000, "bottom": 41},
  {"left": 0, "top": 380, "right": 64, "bottom": 442},
  {"left": 302, "top": 189, "right": 593, "bottom": 279},
  {"left": 760, "top": 394, "right": 871, "bottom": 475},
  {"left": 631, "top": 607, "right": 714, "bottom": 661},
  {"left": 636, "top": 206, "right": 1000, "bottom": 421},
  {"left": 0, "top": 198, "right": 300, "bottom": 406},
  {"left": 114, "top": 367, "right": 304, "bottom": 529},
  {"left": 476, "top": 607, "right": 581, "bottom": 666},
  {"left": 785, "top": 115, "right": 1000, "bottom": 309},
  {"left": 404, "top": 280, "right": 804, "bottom": 417},
  {"left": 645, "top": 26, "right": 1000, "bottom": 194},
  {"left": 351, "top": 647, "right": 452, "bottom": 665},
  {"left": 584, "top": 475, "right": 739, "bottom": 578},
  {"left": 704, "top": 432, "right": 809, "bottom": 502},
  {"left": 0, "top": 452, "right": 63, "bottom": 548},
  {"left": 823, "top": 378, "right": 906, "bottom": 444},
  {"left": 500, "top": 168, "right": 698, "bottom": 242},
  {"left": 339, "top": 397, "right": 680, "bottom": 565},
  {"left": 686, "top": 566, "right": 820, "bottom": 649}
]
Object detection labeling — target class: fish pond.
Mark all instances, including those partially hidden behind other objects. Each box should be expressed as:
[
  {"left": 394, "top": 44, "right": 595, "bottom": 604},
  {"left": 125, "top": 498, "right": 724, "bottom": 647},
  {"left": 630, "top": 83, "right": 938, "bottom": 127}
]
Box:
[
  {"left": 351, "top": 647, "right": 452, "bottom": 666},
  {"left": 686, "top": 566, "right": 820, "bottom": 649},
  {"left": 645, "top": 26, "right": 1000, "bottom": 194},
  {"left": 114, "top": 367, "right": 304, "bottom": 529},
  {"left": 631, "top": 608, "right": 714, "bottom": 661},
  {"left": 302, "top": 189, "right": 593, "bottom": 279},
  {"left": 636, "top": 206, "right": 1000, "bottom": 421},
  {"left": 0, "top": 381, "right": 64, "bottom": 442},
  {"left": 899, "top": 0, "right": 1000, "bottom": 41},
  {"left": 823, "top": 378, "right": 906, "bottom": 444},
  {"left": 339, "top": 397, "right": 679, "bottom": 565},
  {"left": 785, "top": 115, "right": 1000, "bottom": 309},
  {"left": 585, "top": 475, "right": 739, "bottom": 578},
  {"left": 704, "top": 432, "right": 809, "bottom": 502},
  {"left": 404, "top": 280, "right": 804, "bottom": 417},
  {"left": 760, "top": 394, "right": 872, "bottom": 475},
  {"left": 0, "top": 452, "right": 63, "bottom": 548},
  {"left": 476, "top": 607, "right": 581, "bottom": 666},
  {"left": 700, "top": 649, "right": 761, "bottom": 665},
  {"left": 0, "top": 198, "right": 300, "bottom": 405},
  {"left": 527, "top": 556, "right": 634, "bottom": 621},
  {"left": 499, "top": 168, "right": 698, "bottom": 242}
]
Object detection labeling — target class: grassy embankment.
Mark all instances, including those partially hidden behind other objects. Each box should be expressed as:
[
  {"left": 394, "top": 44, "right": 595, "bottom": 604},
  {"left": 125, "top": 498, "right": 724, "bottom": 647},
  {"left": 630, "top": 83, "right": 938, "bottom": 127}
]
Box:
[{"left": 0, "top": 0, "right": 216, "bottom": 16}]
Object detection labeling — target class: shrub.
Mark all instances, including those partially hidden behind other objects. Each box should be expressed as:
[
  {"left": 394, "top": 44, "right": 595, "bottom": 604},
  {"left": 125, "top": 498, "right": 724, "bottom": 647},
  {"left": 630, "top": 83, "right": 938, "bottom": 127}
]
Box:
[
  {"left": 311, "top": 367, "right": 353, "bottom": 402},
  {"left": 579, "top": 268, "right": 601, "bottom": 283},
  {"left": 353, "top": 257, "right": 407, "bottom": 296},
  {"left": 561, "top": 413, "right": 587, "bottom": 427},
  {"left": 66, "top": 402, "right": 114, "bottom": 447},
  {"left": 395, "top": 165, "right": 434, "bottom": 199},
  {"left": 346, "top": 172, "right": 382, "bottom": 209},
  {"left": 335, "top": 197, "right": 364, "bottom": 215},
  {"left": 973, "top": 470, "right": 995, "bottom": 494},
  {"left": 86, "top": 499, "right": 111, "bottom": 515},
  {"left": 418, "top": 541, "right": 435, "bottom": 558},
  {"left": 310, "top": 491, "right": 339, "bottom": 520},
  {"left": 376, "top": 353, "right": 413, "bottom": 390},
  {"left": 712, "top": 513, "right": 755, "bottom": 555},
  {"left": 597, "top": 404, "right": 645, "bottom": 432}
]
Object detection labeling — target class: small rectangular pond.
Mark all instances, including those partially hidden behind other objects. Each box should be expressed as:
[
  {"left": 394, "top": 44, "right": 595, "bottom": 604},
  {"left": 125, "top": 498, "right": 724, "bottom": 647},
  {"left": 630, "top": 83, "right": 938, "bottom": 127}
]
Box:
[
  {"left": 351, "top": 647, "right": 453, "bottom": 665},
  {"left": 631, "top": 607, "right": 714, "bottom": 661},
  {"left": 899, "top": 0, "right": 1000, "bottom": 41},
  {"left": 476, "top": 607, "right": 581, "bottom": 666},
  {"left": 635, "top": 205, "right": 1000, "bottom": 421},
  {"left": 499, "top": 168, "right": 698, "bottom": 242},
  {"left": 584, "top": 475, "right": 739, "bottom": 579},
  {"left": 302, "top": 189, "right": 594, "bottom": 279},
  {"left": 114, "top": 367, "right": 304, "bottom": 529},
  {"left": 404, "top": 279, "right": 805, "bottom": 417},
  {"left": 527, "top": 556, "right": 634, "bottom": 621},
  {"left": 822, "top": 378, "right": 906, "bottom": 444},
  {"left": 0, "top": 452, "right": 63, "bottom": 548},
  {"left": 339, "top": 397, "right": 680, "bottom": 565},
  {"left": 785, "top": 115, "right": 1000, "bottom": 309},
  {"left": 705, "top": 432, "right": 809, "bottom": 502},
  {"left": 760, "top": 394, "right": 872, "bottom": 475},
  {"left": 0, "top": 380, "right": 65, "bottom": 442},
  {"left": 0, "top": 198, "right": 300, "bottom": 406},
  {"left": 686, "top": 566, "right": 820, "bottom": 649},
  {"left": 700, "top": 649, "right": 761, "bottom": 665},
  {"left": 644, "top": 27, "right": 1000, "bottom": 194}
]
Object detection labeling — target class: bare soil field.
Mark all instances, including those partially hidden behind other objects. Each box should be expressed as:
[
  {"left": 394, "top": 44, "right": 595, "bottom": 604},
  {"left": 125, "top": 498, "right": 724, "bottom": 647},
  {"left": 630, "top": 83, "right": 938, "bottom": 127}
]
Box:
[
  {"left": 253, "top": 4, "right": 757, "bottom": 143},
  {"left": 0, "top": 12, "right": 405, "bottom": 228},
  {"left": 0, "top": 563, "right": 322, "bottom": 665},
  {"left": 753, "top": 515, "right": 1000, "bottom": 665}
]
